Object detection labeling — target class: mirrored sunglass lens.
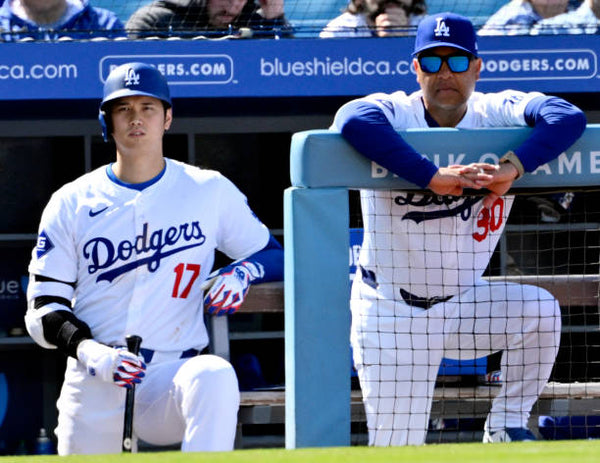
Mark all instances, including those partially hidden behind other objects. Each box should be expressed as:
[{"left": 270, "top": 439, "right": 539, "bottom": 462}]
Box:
[
  {"left": 419, "top": 56, "right": 442, "bottom": 73},
  {"left": 447, "top": 56, "right": 470, "bottom": 72}
]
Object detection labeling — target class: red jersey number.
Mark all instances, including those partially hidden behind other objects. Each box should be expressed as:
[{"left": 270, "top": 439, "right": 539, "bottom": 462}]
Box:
[
  {"left": 172, "top": 263, "right": 201, "bottom": 298},
  {"left": 473, "top": 197, "right": 504, "bottom": 242}
]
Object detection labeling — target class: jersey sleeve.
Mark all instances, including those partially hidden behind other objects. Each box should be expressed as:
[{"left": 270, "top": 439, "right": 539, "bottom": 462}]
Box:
[
  {"left": 477, "top": 90, "right": 545, "bottom": 127},
  {"left": 214, "top": 175, "right": 270, "bottom": 260},
  {"left": 477, "top": 90, "right": 586, "bottom": 172},
  {"left": 515, "top": 95, "right": 587, "bottom": 171},
  {"left": 331, "top": 91, "right": 414, "bottom": 131},
  {"left": 331, "top": 92, "right": 439, "bottom": 188},
  {"left": 26, "top": 189, "right": 91, "bottom": 355},
  {"left": 28, "top": 190, "right": 78, "bottom": 282}
]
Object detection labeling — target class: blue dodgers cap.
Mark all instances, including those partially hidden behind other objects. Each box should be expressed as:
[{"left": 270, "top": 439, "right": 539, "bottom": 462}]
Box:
[{"left": 413, "top": 12, "right": 478, "bottom": 57}]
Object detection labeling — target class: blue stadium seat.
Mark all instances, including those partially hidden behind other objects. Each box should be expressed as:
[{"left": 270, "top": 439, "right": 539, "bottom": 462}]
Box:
[
  {"left": 426, "top": 0, "right": 507, "bottom": 24},
  {"left": 427, "top": 0, "right": 582, "bottom": 23},
  {"left": 285, "top": 0, "right": 349, "bottom": 37},
  {"left": 285, "top": 0, "right": 348, "bottom": 21},
  {"left": 426, "top": 0, "right": 506, "bottom": 16},
  {"left": 92, "top": 0, "right": 154, "bottom": 24}
]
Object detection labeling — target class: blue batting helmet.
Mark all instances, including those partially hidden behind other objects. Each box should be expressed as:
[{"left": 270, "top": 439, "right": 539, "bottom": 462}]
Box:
[{"left": 98, "top": 62, "right": 172, "bottom": 142}]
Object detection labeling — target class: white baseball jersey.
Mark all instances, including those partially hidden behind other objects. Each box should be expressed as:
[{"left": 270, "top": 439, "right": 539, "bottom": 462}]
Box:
[
  {"left": 28, "top": 158, "right": 269, "bottom": 353},
  {"left": 332, "top": 88, "right": 543, "bottom": 298}
]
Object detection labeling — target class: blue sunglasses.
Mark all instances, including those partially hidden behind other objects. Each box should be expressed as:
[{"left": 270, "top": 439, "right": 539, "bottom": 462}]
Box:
[{"left": 418, "top": 53, "right": 473, "bottom": 74}]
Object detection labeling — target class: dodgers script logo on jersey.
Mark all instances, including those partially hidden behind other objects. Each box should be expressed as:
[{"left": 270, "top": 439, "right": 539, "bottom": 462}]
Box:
[
  {"left": 396, "top": 194, "right": 481, "bottom": 223},
  {"left": 36, "top": 221, "right": 207, "bottom": 284},
  {"left": 83, "top": 222, "right": 206, "bottom": 283},
  {"left": 394, "top": 193, "right": 505, "bottom": 243}
]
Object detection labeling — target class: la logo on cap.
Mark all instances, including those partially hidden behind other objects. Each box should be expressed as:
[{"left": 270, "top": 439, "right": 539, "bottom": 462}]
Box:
[
  {"left": 433, "top": 17, "right": 450, "bottom": 37},
  {"left": 124, "top": 67, "right": 140, "bottom": 87}
]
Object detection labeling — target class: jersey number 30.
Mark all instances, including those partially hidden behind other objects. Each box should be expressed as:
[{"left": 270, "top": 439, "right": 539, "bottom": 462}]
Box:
[{"left": 473, "top": 197, "right": 504, "bottom": 242}]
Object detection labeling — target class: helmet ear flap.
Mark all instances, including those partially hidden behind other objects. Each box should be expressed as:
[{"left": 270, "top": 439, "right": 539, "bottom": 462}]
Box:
[{"left": 98, "top": 109, "right": 112, "bottom": 143}]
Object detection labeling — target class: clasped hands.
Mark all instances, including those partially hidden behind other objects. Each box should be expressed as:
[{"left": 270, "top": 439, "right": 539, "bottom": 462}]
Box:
[{"left": 427, "top": 161, "right": 520, "bottom": 209}]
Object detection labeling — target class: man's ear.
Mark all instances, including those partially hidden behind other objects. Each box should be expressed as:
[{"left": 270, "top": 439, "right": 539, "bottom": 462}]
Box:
[
  {"left": 413, "top": 57, "right": 422, "bottom": 85},
  {"left": 474, "top": 57, "right": 482, "bottom": 80},
  {"left": 164, "top": 108, "right": 173, "bottom": 131}
]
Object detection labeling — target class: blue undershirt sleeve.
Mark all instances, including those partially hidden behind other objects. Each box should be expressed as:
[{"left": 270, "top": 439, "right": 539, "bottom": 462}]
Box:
[
  {"left": 237, "top": 234, "right": 283, "bottom": 284},
  {"left": 339, "top": 102, "right": 439, "bottom": 189},
  {"left": 515, "top": 96, "right": 587, "bottom": 172}
]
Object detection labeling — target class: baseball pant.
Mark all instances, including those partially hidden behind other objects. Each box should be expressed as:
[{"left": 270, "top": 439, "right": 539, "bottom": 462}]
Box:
[
  {"left": 55, "top": 353, "right": 239, "bottom": 454},
  {"left": 350, "top": 280, "right": 561, "bottom": 446}
]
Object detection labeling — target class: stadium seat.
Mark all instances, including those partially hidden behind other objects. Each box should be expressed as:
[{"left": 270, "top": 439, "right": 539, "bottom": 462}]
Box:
[
  {"left": 285, "top": 0, "right": 348, "bottom": 21},
  {"left": 285, "top": 0, "right": 349, "bottom": 37},
  {"left": 426, "top": 0, "right": 506, "bottom": 25},
  {"left": 92, "top": 0, "right": 155, "bottom": 24},
  {"left": 426, "top": 0, "right": 506, "bottom": 16}
]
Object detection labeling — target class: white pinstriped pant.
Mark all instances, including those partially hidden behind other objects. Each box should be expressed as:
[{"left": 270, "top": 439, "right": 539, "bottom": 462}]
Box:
[{"left": 350, "top": 280, "right": 561, "bottom": 446}]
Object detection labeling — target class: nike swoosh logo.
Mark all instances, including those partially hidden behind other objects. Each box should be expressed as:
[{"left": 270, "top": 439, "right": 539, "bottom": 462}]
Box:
[{"left": 89, "top": 206, "right": 108, "bottom": 217}]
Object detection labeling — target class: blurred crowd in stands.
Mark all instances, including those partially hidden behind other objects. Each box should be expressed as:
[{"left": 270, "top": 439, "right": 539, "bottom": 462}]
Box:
[
  {"left": 0, "top": 0, "right": 597, "bottom": 41},
  {"left": 0, "top": 0, "right": 595, "bottom": 222}
]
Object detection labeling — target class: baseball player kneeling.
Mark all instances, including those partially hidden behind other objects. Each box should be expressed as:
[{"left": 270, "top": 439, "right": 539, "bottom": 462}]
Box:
[
  {"left": 25, "top": 62, "right": 283, "bottom": 455},
  {"left": 331, "top": 13, "right": 586, "bottom": 446}
]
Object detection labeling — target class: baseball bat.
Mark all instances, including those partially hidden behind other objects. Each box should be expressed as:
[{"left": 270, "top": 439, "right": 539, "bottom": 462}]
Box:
[{"left": 122, "top": 334, "right": 142, "bottom": 453}]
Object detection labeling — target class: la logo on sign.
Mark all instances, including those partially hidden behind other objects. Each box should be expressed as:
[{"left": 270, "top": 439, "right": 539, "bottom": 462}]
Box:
[
  {"left": 124, "top": 68, "right": 140, "bottom": 87},
  {"left": 434, "top": 17, "right": 450, "bottom": 37}
]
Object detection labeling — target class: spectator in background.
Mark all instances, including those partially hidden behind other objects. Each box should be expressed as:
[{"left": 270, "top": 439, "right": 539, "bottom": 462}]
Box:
[
  {"left": 0, "top": 0, "right": 125, "bottom": 41},
  {"left": 531, "top": 0, "right": 599, "bottom": 33},
  {"left": 320, "top": 0, "right": 426, "bottom": 38},
  {"left": 479, "top": 0, "right": 573, "bottom": 35},
  {"left": 126, "top": 0, "right": 291, "bottom": 39}
]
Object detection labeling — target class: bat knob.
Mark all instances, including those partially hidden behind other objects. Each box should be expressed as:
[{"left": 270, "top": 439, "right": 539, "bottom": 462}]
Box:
[
  {"left": 123, "top": 437, "right": 132, "bottom": 451},
  {"left": 125, "top": 335, "right": 142, "bottom": 355}
]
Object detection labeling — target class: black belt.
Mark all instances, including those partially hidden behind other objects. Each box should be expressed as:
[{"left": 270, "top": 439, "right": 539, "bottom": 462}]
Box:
[
  {"left": 116, "top": 346, "right": 201, "bottom": 364},
  {"left": 140, "top": 348, "right": 201, "bottom": 364},
  {"left": 400, "top": 288, "right": 452, "bottom": 310}
]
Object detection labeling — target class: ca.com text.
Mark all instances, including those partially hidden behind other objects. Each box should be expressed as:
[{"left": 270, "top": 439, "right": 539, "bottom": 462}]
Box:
[{"left": 0, "top": 63, "right": 77, "bottom": 80}]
